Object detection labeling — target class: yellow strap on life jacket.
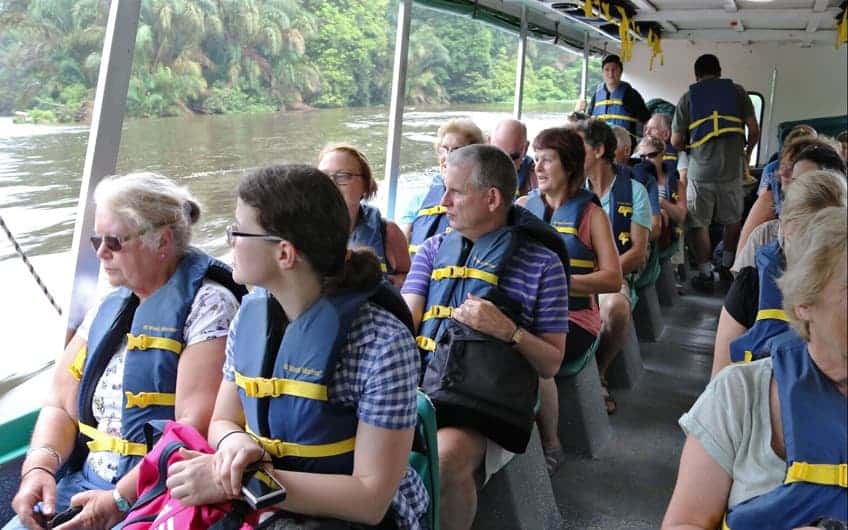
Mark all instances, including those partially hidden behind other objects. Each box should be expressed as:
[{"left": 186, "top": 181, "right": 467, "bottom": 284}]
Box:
[
  {"left": 554, "top": 226, "right": 578, "bottom": 235},
  {"left": 430, "top": 266, "right": 499, "bottom": 286},
  {"left": 417, "top": 205, "right": 447, "bottom": 217},
  {"left": 124, "top": 391, "right": 176, "bottom": 409},
  {"left": 416, "top": 336, "right": 436, "bottom": 352},
  {"left": 126, "top": 334, "right": 183, "bottom": 355},
  {"left": 380, "top": 262, "right": 388, "bottom": 273},
  {"left": 617, "top": 204, "right": 633, "bottom": 217},
  {"left": 234, "top": 372, "right": 328, "bottom": 401},
  {"left": 663, "top": 153, "right": 677, "bottom": 162},
  {"left": 784, "top": 462, "right": 848, "bottom": 488},
  {"left": 595, "top": 98, "right": 624, "bottom": 107},
  {"left": 755, "top": 309, "right": 789, "bottom": 322},
  {"left": 743, "top": 350, "right": 753, "bottom": 363},
  {"left": 687, "top": 111, "right": 745, "bottom": 149},
  {"left": 248, "top": 428, "right": 355, "bottom": 459},
  {"left": 597, "top": 113, "right": 638, "bottom": 123},
  {"left": 421, "top": 305, "right": 453, "bottom": 322},
  {"left": 618, "top": 232, "right": 631, "bottom": 246},
  {"left": 570, "top": 258, "right": 596, "bottom": 269},
  {"left": 722, "top": 515, "right": 731, "bottom": 530},
  {"left": 78, "top": 422, "right": 147, "bottom": 457},
  {"left": 68, "top": 345, "right": 87, "bottom": 381},
  {"left": 408, "top": 244, "right": 420, "bottom": 255}
]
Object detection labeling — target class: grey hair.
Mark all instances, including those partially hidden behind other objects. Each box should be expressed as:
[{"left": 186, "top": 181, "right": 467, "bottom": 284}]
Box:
[
  {"left": 638, "top": 135, "right": 666, "bottom": 154},
  {"left": 611, "top": 125, "right": 631, "bottom": 150},
  {"left": 778, "top": 205, "right": 847, "bottom": 342},
  {"left": 780, "top": 170, "right": 847, "bottom": 235},
  {"left": 447, "top": 144, "right": 516, "bottom": 205},
  {"left": 649, "top": 113, "right": 671, "bottom": 133},
  {"left": 93, "top": 172, "right": 201, "bottom": 256}
]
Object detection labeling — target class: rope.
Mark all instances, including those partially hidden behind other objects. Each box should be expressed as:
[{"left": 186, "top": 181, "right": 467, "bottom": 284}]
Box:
[{"left": 0, "top": 214, "right": 63, "bottom": 315}]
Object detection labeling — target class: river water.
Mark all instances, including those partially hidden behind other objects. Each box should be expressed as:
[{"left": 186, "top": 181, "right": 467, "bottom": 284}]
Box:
[{"left": 0, "top": 104, "right": 568, "bottom": 383}]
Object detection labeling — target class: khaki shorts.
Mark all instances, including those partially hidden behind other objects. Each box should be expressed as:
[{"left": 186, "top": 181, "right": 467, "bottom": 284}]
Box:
[{"left": 687, "top": 179, "right": 744, "bottom": 228}]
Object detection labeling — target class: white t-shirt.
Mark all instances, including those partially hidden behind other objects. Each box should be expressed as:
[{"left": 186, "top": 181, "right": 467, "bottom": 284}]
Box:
[
  {"left": 76, "top": 279, "right": 239, "bottom": 481},
  {"left": 679, "top": 358, "right": 785, "bottom": 508}
]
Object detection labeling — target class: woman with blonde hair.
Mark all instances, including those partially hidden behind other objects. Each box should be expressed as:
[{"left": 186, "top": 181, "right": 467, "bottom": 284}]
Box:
[
  {"left": 318, "top": 143, "right": 410, "bottom": 288},
  {"left": 663, "top": 204, "right": 847, "bottom": 529},
  {"left": 7, "top": 173, "right": 244, "bottom": 530}
]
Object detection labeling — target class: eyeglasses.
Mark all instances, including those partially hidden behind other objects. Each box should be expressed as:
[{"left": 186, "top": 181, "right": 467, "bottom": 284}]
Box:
[
  {"left": 225, "top": 224, "right": 284, "bottom": 247},
  {"left": 438, "top": 145, "right": 465, "bottom": 156},
  {"left": 639, "top": 151, "right": 662, "bottom": 159},
  {"left": 327, "top": 171, "right": 362, "bottom": 184},
  {"left": 90, "top": 232, "right": 144, "bottom": 253}
]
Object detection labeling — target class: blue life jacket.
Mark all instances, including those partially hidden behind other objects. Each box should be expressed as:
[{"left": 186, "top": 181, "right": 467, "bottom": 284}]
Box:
[
  {"left": 729, "top": 241, "right": 789, "bottom": 363},
  {"left": 724, "top": 333, "right": 847, "bottom": 529},
  {"left": 590, "top": 165, "right": 635, "bottom": 255},
  {"left": 516, "top": 155, "right": 535, "bottom": 197},
  {"left": 663, "top": 144, "right": 678, "bottom": 163},
  {"left": 232, "top": 283, "right": 411, "bottom": 474},
  {"left": 631, "top": 162, "right": 660, "bottom": 216},
  {"left": 525, "top": 188, "right": 600, "bottom": 311},
  {"left": 591, "top": 82, "right": 638, "bottom": 135},
  {"left": 769, "top": 174, "right": 784, "bottom": 217},
  {"left": 409, "top": 175, "right": 449, "bottom": 256},
  {"left": 350, "top": 203, "right": 391, "bottom": 275},
  {"left": 633, "top": 160, "right": 681, "bottom": 249},
  {"left": 74, "top": 249, "right": 244, "bottom": 479},
  {"left": 688, "top": 78, "right": 745, "bottom": 149}
]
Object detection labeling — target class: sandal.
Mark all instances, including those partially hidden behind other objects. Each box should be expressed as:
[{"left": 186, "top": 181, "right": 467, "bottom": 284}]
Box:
[
  {"left": 600, "top": 378, "right": 617, "bottom": 415},
  {"left": 543, "top": 445, "right": 565, "bottom": 476}
]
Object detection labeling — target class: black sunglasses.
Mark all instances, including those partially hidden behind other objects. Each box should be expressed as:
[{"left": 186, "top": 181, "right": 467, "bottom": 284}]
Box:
[
  {"left": 640, "top": 151, "right": 662, "bottom": 159},
  {"left": 225, "top": 224, "right": 284, "bottom": 246},
  {"left": 90, "top": 232, "right": 144, "bottom": 253}
]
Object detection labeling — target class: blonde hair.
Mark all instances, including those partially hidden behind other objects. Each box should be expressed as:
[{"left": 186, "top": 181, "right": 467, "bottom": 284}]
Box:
[
  {"left": 94, "top": 172, "right": 200, "bottom": 255},
  {"left": 317, "top": 143, "right": 377, "bottom": 200},
  {"left": 434, "top": 118, "right": 484, "bottom": 152},
  {"left": 780, "top": 170, "right": 847, "bottom": 233},
  {"left": 777, "top": 205, "right": 847, "bottom": 341}
]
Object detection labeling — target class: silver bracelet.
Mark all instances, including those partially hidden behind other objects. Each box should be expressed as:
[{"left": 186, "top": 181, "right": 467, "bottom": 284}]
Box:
[{"left": 27, "top": 446, "right": 61, "bottom": 467}]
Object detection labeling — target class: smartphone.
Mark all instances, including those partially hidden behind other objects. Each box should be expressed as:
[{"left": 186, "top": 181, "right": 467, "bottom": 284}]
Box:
[
  {"left": 48, "top": 506, "right": 82, "bottom": 528},
  {"left": 241, "top": 466, "right": 286, "bottom": 510}
]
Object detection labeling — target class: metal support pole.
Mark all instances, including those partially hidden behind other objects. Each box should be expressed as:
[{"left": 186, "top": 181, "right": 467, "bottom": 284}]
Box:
[
  {"left": 513, "top": 5, "right": 528, "bottom": 119},
  {"left": 763, "top": 67, "right": 779, "bottom": 164},
  {"left": 580, "top": 32, "right": 590, "bottom": 101},
  {"left": 64, "top": 0, "right": 141, "bottom": 337},
  {"left": 384, "top": 0, "right": 412, "bottom": 221}
]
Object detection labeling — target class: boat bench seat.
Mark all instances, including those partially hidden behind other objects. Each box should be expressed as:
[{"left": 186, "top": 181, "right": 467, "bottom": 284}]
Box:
[
  {"left": 0, "top": 455, "right": 23, "bottom": 526},
  {"left": 633, "top": 282, "right": 664, "bottom": 342},
  {"left": 656, "top": 258, "right": 679, "bottom": 307},
  {"left": 606, "top": 319, "right": 643, "bottom": 389}
]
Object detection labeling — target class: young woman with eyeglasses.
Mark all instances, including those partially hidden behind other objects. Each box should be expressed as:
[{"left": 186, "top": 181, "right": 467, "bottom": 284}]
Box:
[
  {"left": 317, "top": 144, "right": 410, "bottom": 289},
  {"left": 165, "top": 164, "right": 428, "bottom": 530},
  {"left": 7, "top": 173, "right": 244, "bottom": 530}
]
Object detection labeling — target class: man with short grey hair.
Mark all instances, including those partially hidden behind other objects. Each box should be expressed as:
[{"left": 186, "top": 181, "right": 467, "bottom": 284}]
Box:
[{"left": 401, "top": 144, "right": 568, "bottom": 530}]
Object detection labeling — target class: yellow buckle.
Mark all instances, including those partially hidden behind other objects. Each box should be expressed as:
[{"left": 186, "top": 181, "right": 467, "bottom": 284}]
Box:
[{"left": 126, "top": 334, "right": 150, "bottom": 350}]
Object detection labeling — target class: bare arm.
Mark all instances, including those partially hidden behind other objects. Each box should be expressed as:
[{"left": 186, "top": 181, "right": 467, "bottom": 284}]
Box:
[
  {"left": 661, "top": 436, "right": 732, "bottom": 530},
  {"left": 745, "top": 115, "right": 760, "bottom": 159},
  {"left": 650, "top": 214, "right": 662, "bottom": 241},
  {"left": 671, "top": 133, "right": 685, "bottom": 151},
  {"left": 570, "top": 208, "right": 623, "bottom": 295},
  {"left": 402, "top": 293, "right": 426, "bottom": 333},
  {"left": 385, "top": 221, "right": 411, "bottom": 288},
  {"left": 737, "top": 191, "right": 775, "bottom": 257},
  {"left": 661, "top": 180, "right": 688, "bottom": 225},
  {"left": 620, "top": 223, "right": 649, "bottom": 275},
  {"left": 711, "top": 307, "right": 748, "bottom": 378}
]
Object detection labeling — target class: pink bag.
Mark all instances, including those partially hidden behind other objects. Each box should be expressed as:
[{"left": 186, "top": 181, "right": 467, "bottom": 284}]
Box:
[{"left": 121, "top": 421, "right": 276, "bottom": 530}]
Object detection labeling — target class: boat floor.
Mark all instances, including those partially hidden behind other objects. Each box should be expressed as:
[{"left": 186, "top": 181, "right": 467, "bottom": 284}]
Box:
[{"left": 553, "top": 289, "right": 721, "bottom": 529}]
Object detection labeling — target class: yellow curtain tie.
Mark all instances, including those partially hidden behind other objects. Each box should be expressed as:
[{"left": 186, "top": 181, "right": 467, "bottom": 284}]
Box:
[
  {"left": 837, "top": 8, "right": 847, "bottom": 48},
  {"left": 422, "top": 305, "right": 453, "bottom": 322},
  {"left": 647, "top": 29, "right": 664, "bottom": 71},
  {"left": 249, "top": 430, "right": 355, "bottom": 459},
  {"left": 785, "top": 462, "right": 847, "bottom": 488},
  {"left": 570, "top": 258, "right": 596, "bottom": 269},
  {"left": 583, "top": 0, "right": 593, "bottom": 18},
  {"left": 595, "top": 98, "right": 624, "bottom": 107},
  {"left": 124, "top": 391, "right": 175, "bottom": 409},
  {"left": 430, "top": 266, "right": 499, "bottom": 286},
  {"left": 416, "top": 336, "right": 437, "bottom": 352},
  {"left": 78, "top": 422, "right": 147, "bottom": 457},
  {"left": 126, "top": 334, "right": 183, "bottom": 355},
  {"left": 756, "top": 309, "right": 788, "bottom": 322},
  {"left": 417, "top": 205, "right": 446, "bottom": 217},
  {"left": 68, "top": 345, "right": 87, "bottom": 381},
  {"left": 618, "top": 232, "right": 631, "bottom": 246},
  {"left": 597, "top": 113, "right": 638, "bottom": 123},
  {"left": 234, "top": 372, "right": 328, "bottom": 401},
  {"left": 554, "top": 226, "right": 578, "bottom": 235},
  {"left": 601, "top": 1, "right": 611, "bottom": 21}
]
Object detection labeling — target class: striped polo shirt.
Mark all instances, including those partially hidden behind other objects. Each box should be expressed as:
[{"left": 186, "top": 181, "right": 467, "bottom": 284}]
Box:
[{"left": 401, "top": 231, "right": 569, "bottom": 335}]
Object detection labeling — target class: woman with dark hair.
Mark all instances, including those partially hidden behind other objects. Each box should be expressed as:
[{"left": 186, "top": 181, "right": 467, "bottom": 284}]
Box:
[
  {"left": 318, "top": 143, "right": 410, "bottom": 288},
  {"left": 166, "top": 165, "right": 428, "bottom": 529},
  {"left": 517, "top": 127, "right": 623, "bottom": 472}
]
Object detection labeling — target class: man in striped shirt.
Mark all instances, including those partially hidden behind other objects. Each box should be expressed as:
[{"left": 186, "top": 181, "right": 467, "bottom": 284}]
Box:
[{"left": 401, "top": 144, "right": 568, "bottom": 530}]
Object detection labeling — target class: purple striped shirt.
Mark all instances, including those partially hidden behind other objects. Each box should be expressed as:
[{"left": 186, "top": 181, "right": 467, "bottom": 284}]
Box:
[{"left": 401, "top": 232, "right": 569, "bottom": 335}]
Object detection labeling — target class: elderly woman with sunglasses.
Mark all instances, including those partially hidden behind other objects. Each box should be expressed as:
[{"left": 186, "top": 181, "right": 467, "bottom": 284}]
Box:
[
  {"left": 317, "top": 143, "right": 410, "bottom": 289},
  {"left": 663, "top": 204, "right": 847, "bottom": 530},
  {"left": 635, "top": 135, "right": 688, "bottom": 251},
  {"left": 7, "top": 173, "right": 244, "bottom": 530}
]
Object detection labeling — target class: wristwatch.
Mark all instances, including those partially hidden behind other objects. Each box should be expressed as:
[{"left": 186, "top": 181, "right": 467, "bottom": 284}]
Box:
[
  {"left": 510, "top": 325, "right": 524, "bottom": 345},
  {"left": 112, "top": 487, "right": 132, "bottom": 513}
]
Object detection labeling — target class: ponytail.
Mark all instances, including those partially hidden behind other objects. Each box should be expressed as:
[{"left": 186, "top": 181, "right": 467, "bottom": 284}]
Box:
[{"left": 322, "top": 248, "right": 382, "bottom": 296}]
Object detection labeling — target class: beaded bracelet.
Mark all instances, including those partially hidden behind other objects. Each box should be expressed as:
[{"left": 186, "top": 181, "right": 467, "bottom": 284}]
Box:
[{"left": 21, "top": 466, "right": 55, "bottom": 481}]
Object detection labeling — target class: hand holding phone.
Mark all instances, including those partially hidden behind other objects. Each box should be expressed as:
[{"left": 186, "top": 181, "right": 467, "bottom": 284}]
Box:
[
  {"left": 47, "top": 506, "right": 82, "bottom": 528},
  {"left": 241, "top": 465, "right": 286, "bottom": 510}
]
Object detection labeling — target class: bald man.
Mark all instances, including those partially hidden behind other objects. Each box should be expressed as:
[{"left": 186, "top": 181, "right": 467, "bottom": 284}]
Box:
[{"left": 489, "top": 119, "right": 537, "bottom": 197}]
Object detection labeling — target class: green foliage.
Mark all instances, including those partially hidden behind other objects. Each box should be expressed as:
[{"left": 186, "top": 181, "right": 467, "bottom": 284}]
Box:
[{"left": 0, "top": 0, "right": 603, "bottom": 120}]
